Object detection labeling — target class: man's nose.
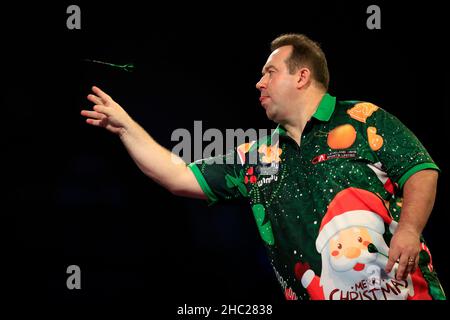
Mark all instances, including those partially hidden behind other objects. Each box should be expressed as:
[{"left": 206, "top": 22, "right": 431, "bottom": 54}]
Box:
[{"left": 256, "top": 78, "right": 265, "bottom": 90}]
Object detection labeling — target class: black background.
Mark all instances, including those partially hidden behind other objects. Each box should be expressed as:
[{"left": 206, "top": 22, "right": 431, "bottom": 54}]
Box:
[{"left": 3, "top": 0, "right": 449, "bottom": 312}]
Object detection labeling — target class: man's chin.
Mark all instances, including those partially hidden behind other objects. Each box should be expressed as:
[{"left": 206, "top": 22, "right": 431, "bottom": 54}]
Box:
[{"left": 265, "top": 108, "right": 277, "bottom": 121}]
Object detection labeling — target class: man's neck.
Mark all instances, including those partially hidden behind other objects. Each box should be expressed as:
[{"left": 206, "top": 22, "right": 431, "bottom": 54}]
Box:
[{"left": 282, "top": 90, "right": 326, "bottom": 145}]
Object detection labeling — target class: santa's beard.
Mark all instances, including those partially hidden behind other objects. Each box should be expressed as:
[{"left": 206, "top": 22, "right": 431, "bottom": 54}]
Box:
[{"left": 319, "top": 229, "right": 390, "bottom": 290}]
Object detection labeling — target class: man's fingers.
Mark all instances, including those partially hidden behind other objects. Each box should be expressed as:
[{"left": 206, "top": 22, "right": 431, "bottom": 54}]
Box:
[
  {"left": 92, "top": 104, "right": 112, "bottom": 115},
  {"left": 411, "top": 255, "right": 420, "bottom": 274},
  {"left": 80, "top": 110, "right": 106, "bottom": 120},
  {"left": 396, "top": 252, "right": 418, "bottom": 280},
  {"left": 85, "top": 118, "right": 103, "bottom": 126},
  {"left": 405, "top": 259, "right": 416, "bottom": 276},
  {"left": 87, "top": 93, "right": 103, "bottom": 105},
  {"left": 405, "top": 254, "right": 418, "bottom": 276},
  {"left": 385, "top": 250, "right": 400, "bottom": 273},
  {"left": 396, "top": 254, "right": 410, "bottom": 280},
  {"left": 92, "top": 86, "right": 110, "bottom": 103}
]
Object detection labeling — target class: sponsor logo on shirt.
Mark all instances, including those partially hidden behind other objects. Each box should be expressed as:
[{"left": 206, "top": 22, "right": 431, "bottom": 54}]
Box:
[{"left": 312, "top": 150, "right": 357, "bottom": 165}]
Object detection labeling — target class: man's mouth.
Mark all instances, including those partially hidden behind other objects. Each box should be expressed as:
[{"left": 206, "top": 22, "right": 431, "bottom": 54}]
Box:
[
  {"left": 353, "top": 263, "right": 365, "bottom": 271},
  {"left": 259, "top": 96, "right": 269, "bottom": 102}
]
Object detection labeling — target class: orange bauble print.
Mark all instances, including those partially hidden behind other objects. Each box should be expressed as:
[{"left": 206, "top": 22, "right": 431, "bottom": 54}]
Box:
[
  {"left": 367, "top": 126, "right": 384, "bottom": 151},
  {"left": 327, "top": 124, "right": 357, "bottom": 149},
  {"left": 258, "top": 143, "right": 282, "bottom": 164},
  {"left": 347, "top": 103, "right": 379, "bottom": 123}
]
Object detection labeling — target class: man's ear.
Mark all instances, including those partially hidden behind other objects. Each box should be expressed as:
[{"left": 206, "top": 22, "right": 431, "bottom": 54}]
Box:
[{"left": 296, "top": 67, "right": 311, "bottom": 89}]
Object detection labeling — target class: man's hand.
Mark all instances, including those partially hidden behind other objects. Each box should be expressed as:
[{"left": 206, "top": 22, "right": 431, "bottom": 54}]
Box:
[
  {"left": 385, "top": 226, "right": 420, "bottom": 280},
  {"left": 385, "top": 170, "right": 438, "bottom": 281},
  {"left": 81, "top": 86, "right": 132, "bottom": 136}
]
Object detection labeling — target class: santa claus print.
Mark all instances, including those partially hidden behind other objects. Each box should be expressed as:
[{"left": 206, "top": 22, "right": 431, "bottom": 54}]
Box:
[{"left": 297, "top": 187, "right": 435, "bottom": 300}]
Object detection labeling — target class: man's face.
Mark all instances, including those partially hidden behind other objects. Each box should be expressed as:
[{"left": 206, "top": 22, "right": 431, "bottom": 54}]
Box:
[{"left": 256, "top": 45, "right": 299, "bottom": 121}]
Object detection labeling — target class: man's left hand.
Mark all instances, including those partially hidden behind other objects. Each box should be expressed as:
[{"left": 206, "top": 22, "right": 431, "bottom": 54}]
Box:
[{"left": 385, "top": 226, "right": 421, "bottom": 280}]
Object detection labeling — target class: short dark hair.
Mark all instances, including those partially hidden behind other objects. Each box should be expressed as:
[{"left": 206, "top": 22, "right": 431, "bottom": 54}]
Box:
[{"left": 271, "top": 34, "right": 329, "bottom": 91}]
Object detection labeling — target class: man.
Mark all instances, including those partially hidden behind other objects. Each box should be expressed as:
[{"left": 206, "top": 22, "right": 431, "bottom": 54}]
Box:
[{"left": 81, "top": 34, "right": 445, "bottom": 300}]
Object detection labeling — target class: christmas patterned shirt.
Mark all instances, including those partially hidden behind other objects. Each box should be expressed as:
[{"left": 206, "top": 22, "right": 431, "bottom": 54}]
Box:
[{"left": 187, "top": 93, "right": 446, "bottom": 300}]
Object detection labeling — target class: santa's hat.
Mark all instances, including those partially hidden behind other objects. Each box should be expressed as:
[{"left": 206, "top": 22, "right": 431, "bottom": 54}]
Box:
[{"left": 315, "top": 187, "right": 398, "bottom": 253}]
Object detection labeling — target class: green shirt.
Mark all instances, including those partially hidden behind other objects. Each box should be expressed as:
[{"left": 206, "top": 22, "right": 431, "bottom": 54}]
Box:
[{"left": 188, "top": 94, "right": 445, "bottom": 300}]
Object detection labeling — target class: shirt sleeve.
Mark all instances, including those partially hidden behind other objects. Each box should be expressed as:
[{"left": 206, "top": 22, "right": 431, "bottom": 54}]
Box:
[
  {"left": 187, "top": 148, "right": 251, "bottom": 206},
  {"left": 365, "top": 107, "right": 440, "bottom": 190}
]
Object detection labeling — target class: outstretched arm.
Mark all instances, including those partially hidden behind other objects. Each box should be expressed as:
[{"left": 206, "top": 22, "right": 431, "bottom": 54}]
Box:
[
  {"left": 80, "top": 86, "right": 207, "bottom": 200},
  {"left": 385, "top": 169, "right": 438, "bottom": 280}
]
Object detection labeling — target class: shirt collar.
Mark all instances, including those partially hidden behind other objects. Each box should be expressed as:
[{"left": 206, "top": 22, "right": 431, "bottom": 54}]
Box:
[
  {"left": 312, "top": 93, "right": 336, "bottom": 122},
  {"left": 272, "top": 93, "right": 336, "bottom": 138}
]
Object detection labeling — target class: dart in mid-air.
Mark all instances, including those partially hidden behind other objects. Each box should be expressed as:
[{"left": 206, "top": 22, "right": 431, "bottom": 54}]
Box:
[{"left": 83, "top": 59, "right": 135, "bottom": 72}]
